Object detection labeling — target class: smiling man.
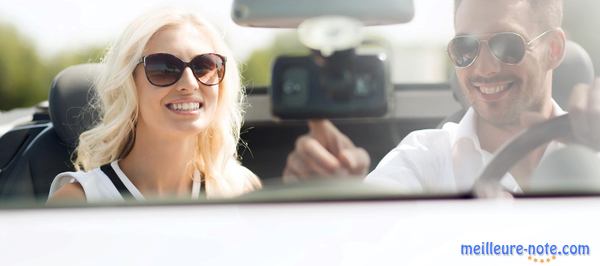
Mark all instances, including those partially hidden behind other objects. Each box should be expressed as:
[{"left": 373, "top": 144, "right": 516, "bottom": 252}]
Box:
[{"left": 283, "top": 0, "right": 600, "bottom": 193}]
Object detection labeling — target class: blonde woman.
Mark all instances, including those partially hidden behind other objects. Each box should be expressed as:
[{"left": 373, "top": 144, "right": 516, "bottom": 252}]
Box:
[{"left": 48, "top": 8, "right": 261, "bottom": 202}]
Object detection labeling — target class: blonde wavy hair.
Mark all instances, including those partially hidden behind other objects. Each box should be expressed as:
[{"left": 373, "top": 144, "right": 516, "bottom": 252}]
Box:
[{"left": 74, "top": 8, "right": 261, "bottom": 198}]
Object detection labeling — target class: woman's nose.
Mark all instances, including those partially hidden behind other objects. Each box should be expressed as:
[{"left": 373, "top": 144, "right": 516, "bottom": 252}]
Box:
[{"left": 176, "top": 67, "right": 200, "bottom": 92}]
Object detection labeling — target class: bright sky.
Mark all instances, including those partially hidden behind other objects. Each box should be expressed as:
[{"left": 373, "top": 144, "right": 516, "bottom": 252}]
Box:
[{"left": 0, "top": 0, "right": 454, "bottom": 61}]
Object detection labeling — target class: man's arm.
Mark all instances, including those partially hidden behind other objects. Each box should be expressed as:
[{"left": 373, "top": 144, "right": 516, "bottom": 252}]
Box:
[{"left": 282, "top": 119, "right": 450, "bottom": 194}]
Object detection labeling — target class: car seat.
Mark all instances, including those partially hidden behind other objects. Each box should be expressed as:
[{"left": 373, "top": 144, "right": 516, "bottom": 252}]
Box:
[{"left": 0, "top": 64, "right": 99, "bottom": 202}]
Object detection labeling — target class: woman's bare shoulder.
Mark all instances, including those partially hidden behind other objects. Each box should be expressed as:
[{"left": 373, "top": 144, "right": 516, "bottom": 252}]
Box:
[{"left": 47, "top": 182, "right": 86, "bottom": 204}]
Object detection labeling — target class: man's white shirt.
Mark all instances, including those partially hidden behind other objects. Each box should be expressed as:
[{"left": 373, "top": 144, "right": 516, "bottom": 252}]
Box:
[{"left": 365, "top": 101, "right": 566, "bottom": 193}]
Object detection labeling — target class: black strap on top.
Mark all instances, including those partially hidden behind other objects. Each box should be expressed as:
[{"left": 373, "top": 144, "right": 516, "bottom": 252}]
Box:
[{"left": 100, "top": 163, "right": 134, "bottom": 199}]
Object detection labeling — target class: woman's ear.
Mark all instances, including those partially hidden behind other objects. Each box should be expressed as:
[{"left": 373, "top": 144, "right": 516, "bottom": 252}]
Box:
[{"left": 546, "top": 29, "right": 566, "bottom": 70}]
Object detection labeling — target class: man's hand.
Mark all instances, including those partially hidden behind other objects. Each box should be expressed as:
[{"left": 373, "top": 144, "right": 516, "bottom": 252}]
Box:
[
  {"left": 283, "top": 119, "right": 370, "bottom": 182},
  {"left": 519, "top": 78, "right": 600, "bottom": 150},
  {"left": 569, "top": 77, "right": 600, "bottom": 150}
]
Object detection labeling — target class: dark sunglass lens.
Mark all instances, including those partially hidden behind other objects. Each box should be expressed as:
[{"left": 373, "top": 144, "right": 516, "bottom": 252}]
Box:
[
  {"left": 191, "top": 54, "right": 225, "bottom": 85},
  {"left": 144, "top": 54, "right": 183, "bottom": 86},
  {"left": 490, "top": 33, "right": 526, "bottom": 64},
  {"left": 449, "top": 36, "right": 479, "bottom": 67}
]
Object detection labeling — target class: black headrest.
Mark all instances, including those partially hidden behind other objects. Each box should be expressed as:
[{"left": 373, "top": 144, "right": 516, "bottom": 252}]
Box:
[
  {"left": 48, "top": 64, "right": 101, "bottom": 148},
  {"left": 449, "top": 40, "right": 596, "bottom": 109},
  {"left": 552, "top": 41, "right": 595, "bottom": 107}
]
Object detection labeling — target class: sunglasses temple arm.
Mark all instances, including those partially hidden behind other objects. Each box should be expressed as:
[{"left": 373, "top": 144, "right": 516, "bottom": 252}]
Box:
[{"left": 527, "top": 28, "right": 559, "bottom": 47}]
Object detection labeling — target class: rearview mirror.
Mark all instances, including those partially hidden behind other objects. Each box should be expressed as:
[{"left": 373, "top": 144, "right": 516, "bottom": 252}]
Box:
[{"left": 231, "top": 0, "right": 414, "bottom": 28}]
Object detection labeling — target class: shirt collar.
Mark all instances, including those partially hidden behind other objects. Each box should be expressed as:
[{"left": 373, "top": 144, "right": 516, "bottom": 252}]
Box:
[{"left": 450, "top": 107, "right": 480, "bottom": 151}]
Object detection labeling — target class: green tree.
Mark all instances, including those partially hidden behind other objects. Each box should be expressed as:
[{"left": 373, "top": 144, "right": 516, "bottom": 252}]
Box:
[
  {"left": 0, "top": 24, "right": 46, "bottom": 110},
  {"left": 0, "top": 22, "right": 105, "bottom": 110}
]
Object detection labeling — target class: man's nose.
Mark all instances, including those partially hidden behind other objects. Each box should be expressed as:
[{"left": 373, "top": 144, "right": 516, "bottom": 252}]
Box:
[{"left": 472, "top": 43, "right": 502, "bottom": 77}]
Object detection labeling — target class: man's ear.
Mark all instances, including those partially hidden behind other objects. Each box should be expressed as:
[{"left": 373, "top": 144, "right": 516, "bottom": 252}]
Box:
[{"left": 546, "top": 29, "right": 566, "bottom": 70}]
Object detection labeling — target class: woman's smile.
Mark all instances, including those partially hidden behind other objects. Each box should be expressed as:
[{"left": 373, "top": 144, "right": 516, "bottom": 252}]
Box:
[{"left": 165, "top": 99, "right": 204, "bottom": 116}]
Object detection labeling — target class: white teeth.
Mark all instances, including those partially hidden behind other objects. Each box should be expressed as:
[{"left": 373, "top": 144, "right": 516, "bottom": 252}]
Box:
[
  {"left": 169, "top": 102, "right": 201, "bottom": 111},
  {"left": 479, "top": 84, "right": 508, "bottom": 95}
]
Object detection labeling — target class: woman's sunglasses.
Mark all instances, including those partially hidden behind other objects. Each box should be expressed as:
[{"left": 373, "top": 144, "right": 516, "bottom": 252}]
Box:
[
  {"left": 138, "top": 53, "right": 227, "bottom": 87},
  {"left": 447, "top": 29, "right": 556, "bottom": 68}
]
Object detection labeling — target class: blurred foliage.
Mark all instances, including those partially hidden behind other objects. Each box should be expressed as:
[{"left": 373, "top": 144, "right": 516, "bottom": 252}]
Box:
[
  {"left": 563, "top": 0, "right": 600, "bottom": 76},
  {"left": 0, "top": 23, "right": 105, "bottom": 110},
  {"left": 240, "top": 31, "right": 308, "bottom": 87}
]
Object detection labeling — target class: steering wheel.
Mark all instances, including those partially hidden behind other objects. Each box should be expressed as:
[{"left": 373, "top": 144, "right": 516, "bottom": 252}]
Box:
[{"left": 473, "top": 114, "right": 573, "bottom": 198}]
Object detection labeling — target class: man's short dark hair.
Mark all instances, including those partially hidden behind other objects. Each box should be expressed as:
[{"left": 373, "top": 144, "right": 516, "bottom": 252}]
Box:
[{"left": 454, "top": 0, "right": 563, "bottom": 31}]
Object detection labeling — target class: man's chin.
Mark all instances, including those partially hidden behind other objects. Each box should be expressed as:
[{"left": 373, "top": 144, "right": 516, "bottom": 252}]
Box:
[{"left": 474, "top": 107, "right": 520, "bottom": 128}]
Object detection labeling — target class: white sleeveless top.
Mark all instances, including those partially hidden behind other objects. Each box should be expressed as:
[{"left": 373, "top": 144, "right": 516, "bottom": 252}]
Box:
[{"left": 48, "top": 161, "right": 145, "bottom": 203}]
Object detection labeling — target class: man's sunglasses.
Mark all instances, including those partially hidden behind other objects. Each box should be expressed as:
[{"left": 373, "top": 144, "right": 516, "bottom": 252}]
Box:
[
  {"left": 447, "top": 29, "right": 556, "bottom": 68},
  {"left": 138, "top": 53, "right": 227, "bottom": 87}
]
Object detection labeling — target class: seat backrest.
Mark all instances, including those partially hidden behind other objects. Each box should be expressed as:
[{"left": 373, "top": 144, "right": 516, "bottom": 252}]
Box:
[
  {"left": 441, "top": 40, "right": 596, "bottom": 126},
  {"left": 48, "top": 64, "right": 101, "bottom": 148},
  {"left": 0, "top": 64, "right": 101, "bottom": 202}
]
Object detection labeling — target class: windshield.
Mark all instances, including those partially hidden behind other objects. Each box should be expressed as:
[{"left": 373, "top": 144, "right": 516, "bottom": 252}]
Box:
[{"left": 0, "top": 0, "right": 599, "bottom": 208}]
